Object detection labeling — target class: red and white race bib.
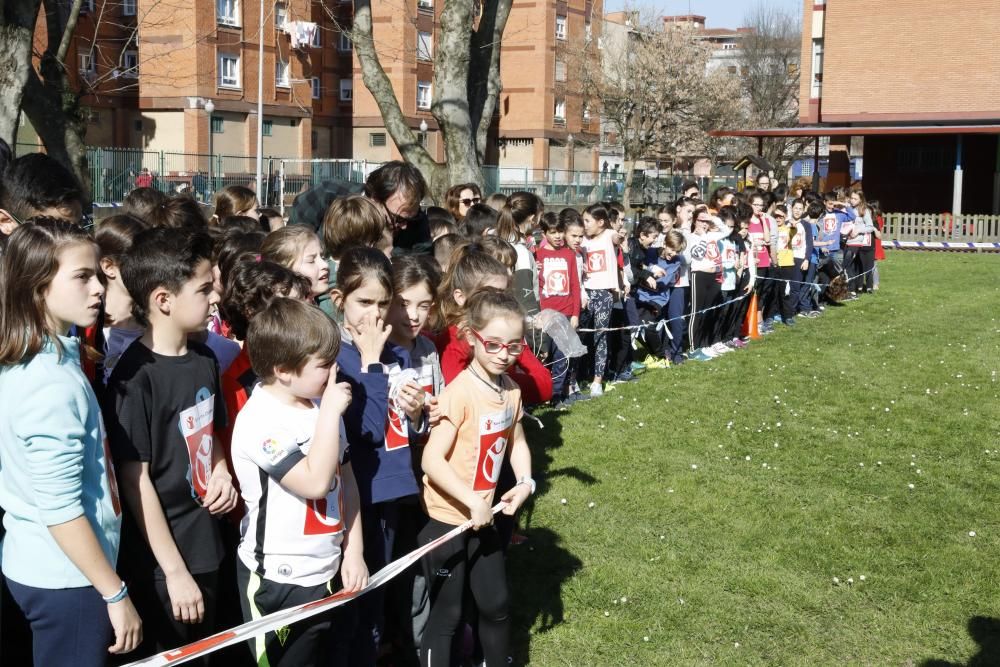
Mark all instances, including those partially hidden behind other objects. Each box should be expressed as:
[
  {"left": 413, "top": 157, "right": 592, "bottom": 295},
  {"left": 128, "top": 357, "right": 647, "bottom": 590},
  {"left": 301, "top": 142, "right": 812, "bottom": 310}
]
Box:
[
  {"left": 542, "top": 256, "right": 571, "bottom": 297},
  {"left": 178, "top": 394, "right": 215, "bottom": 501},
  {"left": 385, "top": 365, "right": 409, "bottom": 451},
  {"left": 473, "top": 409, "right": 514, "bottom": 492},
  {"left": 303, "top": 477, "right": 344, "bottom": 535}
]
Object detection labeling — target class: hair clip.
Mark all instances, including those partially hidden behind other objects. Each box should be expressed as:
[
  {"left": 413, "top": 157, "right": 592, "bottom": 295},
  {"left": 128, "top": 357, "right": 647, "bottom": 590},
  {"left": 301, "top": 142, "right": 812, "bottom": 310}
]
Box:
[{"left": 254, "top": 254, "right": 262, "bottom": 262}]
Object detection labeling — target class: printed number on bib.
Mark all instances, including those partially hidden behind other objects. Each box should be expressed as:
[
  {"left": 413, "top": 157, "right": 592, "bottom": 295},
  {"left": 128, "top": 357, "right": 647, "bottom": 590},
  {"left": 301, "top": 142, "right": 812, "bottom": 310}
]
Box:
[{"left": 474, "top": 409, "right": 514, "bottom": 492}]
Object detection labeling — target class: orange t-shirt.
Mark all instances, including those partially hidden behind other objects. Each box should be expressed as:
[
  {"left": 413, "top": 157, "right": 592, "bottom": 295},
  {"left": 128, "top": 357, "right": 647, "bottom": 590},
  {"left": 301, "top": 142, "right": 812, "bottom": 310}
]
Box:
[{"left": 421, "top": 368, "right": 523, "bottom": 526}]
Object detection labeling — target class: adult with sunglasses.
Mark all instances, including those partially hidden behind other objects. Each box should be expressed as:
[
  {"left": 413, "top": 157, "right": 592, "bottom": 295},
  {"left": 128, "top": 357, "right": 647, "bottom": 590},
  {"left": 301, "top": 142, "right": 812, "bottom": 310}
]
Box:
[{"left": 444, "top": 182, "right": 482, "bottom": 222}]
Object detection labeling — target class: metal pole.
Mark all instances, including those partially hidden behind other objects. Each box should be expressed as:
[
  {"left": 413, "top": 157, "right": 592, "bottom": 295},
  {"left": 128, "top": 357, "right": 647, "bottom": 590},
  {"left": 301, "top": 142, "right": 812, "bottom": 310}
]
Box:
[
  {"left": 255, "top": 0, "right": 265, "bottom": 196},
  {"left": 952, "top": 134, "right": 963, "bottom": 218},
  {"left": 208, "top": 124, "right": 214, "bottom": 196}
]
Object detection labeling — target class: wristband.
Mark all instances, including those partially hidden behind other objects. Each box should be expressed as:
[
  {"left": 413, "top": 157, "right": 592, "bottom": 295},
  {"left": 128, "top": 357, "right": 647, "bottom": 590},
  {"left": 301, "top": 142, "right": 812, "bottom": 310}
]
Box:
[
  {"left": 102, "top": 581, "right": 129, "bottom": 604},
  {"left": 516, "top": 476, "right": 536, "bottom": 495}
]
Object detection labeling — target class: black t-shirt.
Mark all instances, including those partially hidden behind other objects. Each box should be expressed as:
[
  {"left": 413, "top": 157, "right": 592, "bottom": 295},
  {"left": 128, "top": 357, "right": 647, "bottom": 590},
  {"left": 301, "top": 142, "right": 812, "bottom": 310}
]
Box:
[{"left": 107, "top": 340, "right": 227, "bottom": 578}]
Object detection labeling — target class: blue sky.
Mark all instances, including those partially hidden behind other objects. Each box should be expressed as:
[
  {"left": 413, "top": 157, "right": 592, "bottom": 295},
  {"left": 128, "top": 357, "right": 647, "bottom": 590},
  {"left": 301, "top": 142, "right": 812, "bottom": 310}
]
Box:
[{"left": 604, "top": 0, "right": 803, "bottom": 29}]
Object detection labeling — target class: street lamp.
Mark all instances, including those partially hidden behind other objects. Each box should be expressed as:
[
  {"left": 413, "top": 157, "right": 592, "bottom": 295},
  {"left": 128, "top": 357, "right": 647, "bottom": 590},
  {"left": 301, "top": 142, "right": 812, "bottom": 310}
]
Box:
[
  {"left": 419, "top": 119, "right": 428, "bottom": 149},
  {"left": 567, "top": 133, "right": 575, "bottom": 203},
  {"left": 204, "top": 99, "right": 215, "bottom": 198}
]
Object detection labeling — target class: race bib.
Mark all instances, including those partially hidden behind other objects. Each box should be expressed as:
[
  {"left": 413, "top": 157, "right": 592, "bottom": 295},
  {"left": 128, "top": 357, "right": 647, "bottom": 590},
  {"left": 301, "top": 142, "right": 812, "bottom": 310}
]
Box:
[
  {"left": 178, "top": 391, "right": 215, "bottom": 501},
  {"left": 586, "top": 248, "right": 608, "bottom": 274},
  {"left": 473, "top": 409, "right": 514, "bottom": 492},
  {"left": 303, "top": 477, "right": 344, "bottom": 535},
  {"left": 542, "top": 256, "right": 571, "bottom": 297},
  {"left": 385, "top": 364, "right": 409, "bottom": 451}
]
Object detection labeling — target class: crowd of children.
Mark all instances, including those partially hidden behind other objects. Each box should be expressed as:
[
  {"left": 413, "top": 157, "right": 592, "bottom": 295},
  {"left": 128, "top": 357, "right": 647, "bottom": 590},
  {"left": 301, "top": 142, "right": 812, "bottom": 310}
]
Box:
[{"left": 0, "top": 143, "right": 883, "bottom": 667}]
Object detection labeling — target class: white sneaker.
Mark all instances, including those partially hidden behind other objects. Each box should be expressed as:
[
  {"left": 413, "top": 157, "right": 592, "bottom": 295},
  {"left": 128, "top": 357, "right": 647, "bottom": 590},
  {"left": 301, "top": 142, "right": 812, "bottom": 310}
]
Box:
[
  {"left": 710, "top": 342, "right": 731, "bottom": 355},
  {"left": 590, "top": 381, "right": 604, "bottom": 397},
  {"left": 701, "top": 346, "right": 719, "bottom": 359}
]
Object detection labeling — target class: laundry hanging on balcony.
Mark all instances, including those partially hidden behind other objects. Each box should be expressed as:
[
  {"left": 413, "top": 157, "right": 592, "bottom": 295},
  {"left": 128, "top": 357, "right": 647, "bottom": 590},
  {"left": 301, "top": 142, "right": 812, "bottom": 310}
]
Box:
[{"left": 284, "top": 21, "right": 318, "bottom": 50}]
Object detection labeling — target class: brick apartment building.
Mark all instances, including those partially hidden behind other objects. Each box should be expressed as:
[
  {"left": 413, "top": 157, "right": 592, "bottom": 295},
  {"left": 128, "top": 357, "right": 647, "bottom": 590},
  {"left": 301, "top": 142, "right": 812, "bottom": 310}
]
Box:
[
  {"left": 19, "top": 0, "right": 600, "bottom": 181},
  {"left": 716, "top": 0, "right": 1000, "bottom": 214}
]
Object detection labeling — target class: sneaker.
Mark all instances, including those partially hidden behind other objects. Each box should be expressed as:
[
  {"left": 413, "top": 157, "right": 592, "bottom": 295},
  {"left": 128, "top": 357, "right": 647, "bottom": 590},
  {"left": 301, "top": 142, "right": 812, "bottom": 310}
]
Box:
[
  {"left": 569, "top": 381, "right": 581, "bottom": 395},
  {"left": 567, "top": 391, "right": 591, "bottom": 404},
  {"left": 688, "top": 349, "right": 714, "bottom": 362},
  {"left": 710, "top": 342, "right": 731, "bottom": 355},
  {"left": 611, "top": 370, "right": 638, "bottom": 383},
  {"left": 671, "top": 355, "right": 686, "bottom": 366},
  {"left": 799, "top": 311, "right": 817, "bottom": 319},
  {"left": 630, "top": 361, "right": 647, "bottom": 373},
  {"left": 589, "top": 381, "right": 604, "bottom": 397},
  {"left": 730, "top": 338, "right": 748, "bottom": 349},
  {"left": 809, "top": 310, "right": 821, "bottom": 317},
  {"left": 784, "top": 317, "right": 796, "bottom": 327},
  {"left": 773, "top": 314, "right": 783, "bottom": 323},
  {"left": 643, "top": 355, "right": 671, "bottom": 369}
]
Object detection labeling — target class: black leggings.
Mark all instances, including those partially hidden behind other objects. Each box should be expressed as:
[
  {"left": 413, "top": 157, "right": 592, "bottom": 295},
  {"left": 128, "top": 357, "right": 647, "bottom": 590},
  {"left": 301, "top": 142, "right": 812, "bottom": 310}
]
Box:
[
  {"left": 419, "top": 519, "right": 509, "bottom": 667},
  {"left": 689, "top": 271, "right": 723, "bottom": 349},
  {"left": 857, "top": 247, "right": 875, "bottom": 292}
]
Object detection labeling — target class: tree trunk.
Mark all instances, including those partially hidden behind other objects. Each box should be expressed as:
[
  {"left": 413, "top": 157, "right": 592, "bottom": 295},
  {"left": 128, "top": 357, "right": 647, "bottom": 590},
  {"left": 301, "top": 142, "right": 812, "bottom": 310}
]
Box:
[
  {"left": 353, "top": 0, "right": 445, "bottom": 199},
  {"left": 468, "top": 0, "right": 512, "bottom": 161},
  {"left": 21, "top": 0, "right": 91, "bottom": 205},
  {"left": 0, "top": 0, "right": 43, "bottom": 146}
]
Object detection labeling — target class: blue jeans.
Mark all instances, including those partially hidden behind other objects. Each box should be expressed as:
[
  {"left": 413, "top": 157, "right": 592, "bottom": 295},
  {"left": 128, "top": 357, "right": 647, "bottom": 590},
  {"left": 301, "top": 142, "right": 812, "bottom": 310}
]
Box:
[{"left": 6, "top": 578, "right": 113, "bottom": 667}]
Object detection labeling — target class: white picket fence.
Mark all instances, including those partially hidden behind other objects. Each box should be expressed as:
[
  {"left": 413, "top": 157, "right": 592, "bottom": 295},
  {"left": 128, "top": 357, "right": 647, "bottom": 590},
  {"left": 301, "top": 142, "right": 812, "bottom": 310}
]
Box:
[{"left": 883, "top": 212, "right": 1000, "bottom": 243}]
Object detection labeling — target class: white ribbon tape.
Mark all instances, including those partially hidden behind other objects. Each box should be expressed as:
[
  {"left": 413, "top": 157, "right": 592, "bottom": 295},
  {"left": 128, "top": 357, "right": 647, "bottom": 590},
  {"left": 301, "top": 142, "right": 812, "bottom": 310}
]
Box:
[{"left": 123, "top": 503, "right": 506, "bottom": 667}]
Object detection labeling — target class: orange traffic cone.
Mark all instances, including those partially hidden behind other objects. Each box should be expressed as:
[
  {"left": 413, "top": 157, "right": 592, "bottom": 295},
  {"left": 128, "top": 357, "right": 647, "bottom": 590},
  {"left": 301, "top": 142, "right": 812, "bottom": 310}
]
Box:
[{"left": 742, "top": 292, "right": 761, "bottom": 340}]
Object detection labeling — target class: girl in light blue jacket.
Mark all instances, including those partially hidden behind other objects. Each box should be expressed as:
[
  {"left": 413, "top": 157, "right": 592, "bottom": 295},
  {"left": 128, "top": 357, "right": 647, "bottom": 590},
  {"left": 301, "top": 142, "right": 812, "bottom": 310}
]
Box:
[{"left": 0, "top": 219, "right": 141, "bottom": 665}]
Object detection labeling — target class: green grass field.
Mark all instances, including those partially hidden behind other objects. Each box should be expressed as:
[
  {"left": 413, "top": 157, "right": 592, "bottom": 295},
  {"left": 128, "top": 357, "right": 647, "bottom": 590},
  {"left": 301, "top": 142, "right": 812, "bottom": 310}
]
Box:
[{"left": 510, "top": 252, "right": 1000, "bottom": 666}]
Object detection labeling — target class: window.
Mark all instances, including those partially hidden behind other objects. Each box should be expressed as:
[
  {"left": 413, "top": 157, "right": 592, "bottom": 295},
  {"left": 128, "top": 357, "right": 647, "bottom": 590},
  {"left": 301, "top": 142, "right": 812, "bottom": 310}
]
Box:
[
  {"left": 418, "top": 0, "right": 433, "bottom": 9},
  {"left": 275, "top": 59, "right": 289, "bottom": 87},
  {"left": 311, "top": 130, "right": 318, "bottom": 150},
  {"left": 275, "top": 2, "right": 287, "bottom": 29},
  {"left": 554, "top": 98, "right": 566, "bottom": 121},
  {"left": 211, "top": 116, "right": 223, "bottom": 133},
  {"left": 801, "top": 160, "right": 813, "bottom": 177},
  {"left": 311, "top": 76, "right": 321, "bottom": 99},
  {"left": 417, "top": 81, "right": 432, "bottom": 110},
  {"left": 339, "top": 78, "right": 353, "bottom": 101},
  {"left": 555, "top": 15, "right": 567, "bottom": 40},
  {"left": 81, "top": 0, "right": 95, "bottom": 14},
  {"left": 122, "top": 50, "right": 138, "bottom": 77},
  {"left": 727, "top": 65, "right": 737, "bottom": 75},
  {"left": 79, "top": 52, "right": 96, "bottom": 76},
  {"left": 555, "top": 59, "right": 566, "bottom": 82},
  {"left": 217, "top": 0, "right": 239, "bottom": 25},
  {"left": 218, "top": 53, "right": 240, "bottom": 88},
  {"left": 338, "top": 31, "right": 352, "bottom": 52},
  {"left": 722, "top": 42, "right": 736, "bottom": 50},
  {"left": 417, "top": 31, "right": 432, "bottom": 61},
  {"left": 811, "top": 39, "right": 823, "bottom": 97},
  {"left": 123, "top": 0, "right": 136, "bottom": 15},
  {"left": 262, "top": 120, "right": 273, "bottom": 136},
  {"left": 312, "top": 26, "right": 322, "bottom": 47},
  {"left": 582, "top": 103, "right": 590, "bottom": 122},
  {"left": 370, "top": 132, "right": 387, "bottom": 147},
  {"left": 585, "top": 20, "right": 591, "bottom": 39}
]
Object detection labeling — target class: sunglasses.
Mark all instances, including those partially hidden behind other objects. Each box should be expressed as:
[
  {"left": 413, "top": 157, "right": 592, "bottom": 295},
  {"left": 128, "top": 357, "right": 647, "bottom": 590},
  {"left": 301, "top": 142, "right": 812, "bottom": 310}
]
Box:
[
  {"left": 471, "top": 329, "right": 525, "bottom": 356},
  {"left": 460, "top": 197, "right": 482, "bottom": 207}
]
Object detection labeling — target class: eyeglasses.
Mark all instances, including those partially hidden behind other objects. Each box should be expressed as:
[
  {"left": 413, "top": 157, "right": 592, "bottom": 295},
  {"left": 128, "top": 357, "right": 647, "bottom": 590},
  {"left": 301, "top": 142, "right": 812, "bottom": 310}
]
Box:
[
  {"left": 471, "top": 329, "right": 525, "bottom": 356},
  {"left": 460, "top": 197, "right": 481, "bottom": 207}
]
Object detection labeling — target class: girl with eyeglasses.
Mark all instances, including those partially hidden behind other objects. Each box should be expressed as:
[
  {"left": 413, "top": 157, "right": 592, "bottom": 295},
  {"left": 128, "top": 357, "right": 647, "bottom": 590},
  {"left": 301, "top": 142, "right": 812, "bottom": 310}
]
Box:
[{"left": 418, "top": 288, "right": 533, "bottom": 667}]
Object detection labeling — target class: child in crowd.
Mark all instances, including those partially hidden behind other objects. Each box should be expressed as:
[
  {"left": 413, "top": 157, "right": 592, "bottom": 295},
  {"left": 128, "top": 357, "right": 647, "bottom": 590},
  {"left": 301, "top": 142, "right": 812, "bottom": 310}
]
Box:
[
  {"left": 384, "top": 254, "right": 445, "bottom": 661},
  {"left": 748, "top": 191, "right": 778, "bottom": 333},
  {"left": 634, "top": 227, "right": 685, "bottom": 367},
  {"left": 427, "top": 207, "right": 458, "bottom": 241},
  {"left": 418, "top": 288, "right": 534, "bottom": 667},
  {"left": 685, "top": 206, "right": 731, "bottom": 361},
  {"left": 212, "top": 185, "right": 260, "bottom": 226},
  {"left": 495, "top": 192, "right": 542, "bottom": 317},
  {"left": 91, "top": 214, "right": 150, "bottom": 388},
  {"left": 432, "top": 233, "right": 466, "bottom": 273},
  {"left": 560, "top": 210, "right": 591, "bottom": 399},
  {"left": 535, "top": 212, "right": 582, "bottom": 405},
  {"left": 717, "top": 207, "right": 753, "bottom": 348},
  {"left": 871, "top": 199, "right": 885, "bottom": 290},
  {"left": 0, "top": 153, "right": 85, "bottom": 240},
  {"left": 262, "top": 225, "right": 331, "bottom": 307},
  {"left": 108, "top": 227, "right": 239, "bottom": 661},
  {"left": 772, "top": 205, "right": 799, "bottom": 327},
  {"left": 332, "top": 247, "right": 427, "bottom": 666},
  {"left": 0, "top": 220, "right": 141, "bottom": 665},
  {"left": 580, "top": 204, "right": 618, "bottom": 396},
  {"left": 231, "top": 298, "right": 365, "bottom": 666},
  {"left": 845, "top": 189, "right": 875, "bottom": 296},
  {"left": 435, "top": 245, "right": 553, "bottom": 405},
  {"left": 464, "top": 203, "right": 499, "bottom": 237},
  {"left": 121, "top": 187, "right": 167, "bottom": 224}
]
